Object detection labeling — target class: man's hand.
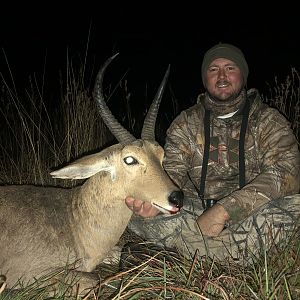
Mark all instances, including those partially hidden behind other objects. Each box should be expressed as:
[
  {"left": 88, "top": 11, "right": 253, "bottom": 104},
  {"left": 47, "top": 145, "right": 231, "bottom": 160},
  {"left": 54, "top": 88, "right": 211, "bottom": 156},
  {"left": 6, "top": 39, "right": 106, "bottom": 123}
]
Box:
[
  {"left": 125, "top": 197, "right": 161, "bottom": 218},
  {"left": 196, "top": 203, "right": 230, "bottom": 237}
]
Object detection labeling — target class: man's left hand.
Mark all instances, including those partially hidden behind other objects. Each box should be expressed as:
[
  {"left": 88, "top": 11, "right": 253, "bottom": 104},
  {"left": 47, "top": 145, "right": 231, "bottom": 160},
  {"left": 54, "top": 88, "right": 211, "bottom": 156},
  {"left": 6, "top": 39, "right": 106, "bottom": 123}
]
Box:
[{"left": 196, "top": 203, "right": 230, "bottom": 237}]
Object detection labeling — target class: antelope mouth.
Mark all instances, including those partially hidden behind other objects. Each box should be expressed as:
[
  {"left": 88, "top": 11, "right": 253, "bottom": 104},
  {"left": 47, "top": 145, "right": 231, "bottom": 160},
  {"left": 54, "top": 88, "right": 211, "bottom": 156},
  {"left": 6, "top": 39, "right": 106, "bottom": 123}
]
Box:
[{"left": 152, "top": 203, "right": 180, "bottom": 215}]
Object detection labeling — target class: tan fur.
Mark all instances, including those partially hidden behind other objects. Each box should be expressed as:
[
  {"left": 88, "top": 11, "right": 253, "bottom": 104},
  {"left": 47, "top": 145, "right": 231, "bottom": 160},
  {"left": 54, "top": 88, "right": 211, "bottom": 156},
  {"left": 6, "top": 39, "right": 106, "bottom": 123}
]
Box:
[
  {"left": 0, "top": 141, "right": 181, "bottom": 294},
  {"left": 0, "top": 55, "right": 182, "bottom": 295}
]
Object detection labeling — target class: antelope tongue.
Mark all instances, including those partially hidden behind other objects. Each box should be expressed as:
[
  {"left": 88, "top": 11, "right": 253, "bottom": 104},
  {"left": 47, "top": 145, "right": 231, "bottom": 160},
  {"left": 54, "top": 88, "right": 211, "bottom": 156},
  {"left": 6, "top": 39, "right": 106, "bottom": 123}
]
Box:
[{"left": 153, "top": 203, "right": 180, "bottom": 215}]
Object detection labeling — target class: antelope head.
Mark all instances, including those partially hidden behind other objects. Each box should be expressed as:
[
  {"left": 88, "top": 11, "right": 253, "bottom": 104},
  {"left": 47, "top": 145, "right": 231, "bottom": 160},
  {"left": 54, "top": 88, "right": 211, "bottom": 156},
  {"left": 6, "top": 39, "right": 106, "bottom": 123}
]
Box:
[{"left": 51, "top": 54, "right": 184, "bottom": 214}]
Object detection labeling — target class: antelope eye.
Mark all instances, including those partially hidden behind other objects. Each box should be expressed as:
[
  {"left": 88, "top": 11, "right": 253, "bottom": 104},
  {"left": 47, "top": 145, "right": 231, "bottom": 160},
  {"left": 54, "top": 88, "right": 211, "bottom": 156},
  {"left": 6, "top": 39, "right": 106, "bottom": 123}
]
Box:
[{"left": 124, "top": 156, "right": 138, "bottom": 165}]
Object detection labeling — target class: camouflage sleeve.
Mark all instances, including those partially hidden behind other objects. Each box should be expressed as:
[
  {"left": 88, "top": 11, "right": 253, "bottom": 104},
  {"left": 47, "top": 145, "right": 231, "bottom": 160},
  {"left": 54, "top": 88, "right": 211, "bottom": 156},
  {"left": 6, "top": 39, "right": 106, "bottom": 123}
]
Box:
[
  {"left": 219, "top": 108, "right": 300, "bottom": 224},
  {"left": 163, "top": 111, "right": 198, "bottom": 199}
]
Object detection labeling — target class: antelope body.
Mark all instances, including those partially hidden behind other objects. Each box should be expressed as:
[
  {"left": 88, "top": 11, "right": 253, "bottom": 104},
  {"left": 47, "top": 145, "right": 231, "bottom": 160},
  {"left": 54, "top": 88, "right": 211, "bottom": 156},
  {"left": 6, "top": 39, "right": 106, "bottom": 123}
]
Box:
[{"left": 0, "top": 55, "right": 183, "bottom": 293}]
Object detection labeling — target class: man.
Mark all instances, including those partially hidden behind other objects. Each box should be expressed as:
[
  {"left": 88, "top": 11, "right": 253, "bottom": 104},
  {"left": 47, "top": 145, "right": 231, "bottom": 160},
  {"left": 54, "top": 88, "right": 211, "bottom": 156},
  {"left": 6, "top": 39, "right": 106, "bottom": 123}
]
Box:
[{"left": 125, "top": 43, "right": 300, "bottom": 260}]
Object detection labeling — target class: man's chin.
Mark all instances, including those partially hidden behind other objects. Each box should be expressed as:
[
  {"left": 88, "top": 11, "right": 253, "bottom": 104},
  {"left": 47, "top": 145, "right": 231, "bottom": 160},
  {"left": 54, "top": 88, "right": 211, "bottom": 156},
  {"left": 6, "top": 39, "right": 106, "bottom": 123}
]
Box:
[{"left": 209, "top": 90, "right": 241, "bottom": 103}]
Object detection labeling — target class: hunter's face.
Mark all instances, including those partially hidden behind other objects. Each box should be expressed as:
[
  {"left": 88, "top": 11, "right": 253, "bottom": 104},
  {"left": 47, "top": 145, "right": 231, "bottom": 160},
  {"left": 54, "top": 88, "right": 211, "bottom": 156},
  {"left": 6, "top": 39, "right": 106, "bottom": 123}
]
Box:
[{"left": 204, "top": 58, "right": 244, "bottom": 101}]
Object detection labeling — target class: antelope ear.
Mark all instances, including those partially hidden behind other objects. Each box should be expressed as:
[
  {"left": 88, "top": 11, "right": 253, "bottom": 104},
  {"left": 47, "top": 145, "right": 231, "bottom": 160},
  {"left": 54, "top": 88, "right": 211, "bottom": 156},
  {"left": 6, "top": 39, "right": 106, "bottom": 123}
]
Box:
[{"left": 50, "top": 152, "right": 117, "bottom": 180}]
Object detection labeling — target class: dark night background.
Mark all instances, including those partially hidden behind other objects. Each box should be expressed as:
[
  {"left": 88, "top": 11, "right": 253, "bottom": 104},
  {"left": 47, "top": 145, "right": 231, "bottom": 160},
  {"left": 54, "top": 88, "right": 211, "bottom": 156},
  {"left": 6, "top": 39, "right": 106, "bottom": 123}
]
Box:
[{"left": 0, "top": 4, "right": 299, "bottom": 115}]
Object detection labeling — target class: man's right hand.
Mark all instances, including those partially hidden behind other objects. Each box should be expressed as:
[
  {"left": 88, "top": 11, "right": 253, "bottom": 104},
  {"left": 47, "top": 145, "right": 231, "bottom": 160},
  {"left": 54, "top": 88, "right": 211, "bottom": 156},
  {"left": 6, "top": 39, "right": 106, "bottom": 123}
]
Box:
[{"left": 125, "top": 197, "right": 160, "bottom": 218}]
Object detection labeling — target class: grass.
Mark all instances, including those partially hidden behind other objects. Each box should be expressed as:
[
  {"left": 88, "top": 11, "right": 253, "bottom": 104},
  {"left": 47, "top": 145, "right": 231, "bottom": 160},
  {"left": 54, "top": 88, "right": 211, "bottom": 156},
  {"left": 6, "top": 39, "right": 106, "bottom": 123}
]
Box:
[
  {"left": 0, "top": 55, "right": 299, "bottom": 299},
  {"left": 0, "top": 54, "right": 113, "bottom": 186},
  {"left": 1, "top": 230, "right": 299, "bottom": 299},
  {"left": 262, "top": 67, "right": 300, "bottom": 142}
]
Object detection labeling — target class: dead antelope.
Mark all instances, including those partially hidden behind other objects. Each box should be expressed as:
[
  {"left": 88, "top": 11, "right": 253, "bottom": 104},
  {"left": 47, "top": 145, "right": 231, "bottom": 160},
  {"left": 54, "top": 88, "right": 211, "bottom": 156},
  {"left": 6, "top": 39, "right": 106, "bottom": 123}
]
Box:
[{"left": 0, "top": 54, "right": 183, "bottom": 294}]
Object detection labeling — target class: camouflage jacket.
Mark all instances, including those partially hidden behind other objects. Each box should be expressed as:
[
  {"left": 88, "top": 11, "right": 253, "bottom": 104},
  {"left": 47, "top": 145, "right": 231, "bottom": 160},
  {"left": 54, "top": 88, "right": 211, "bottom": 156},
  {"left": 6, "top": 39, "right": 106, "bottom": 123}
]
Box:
[{"left": 163, "top": 88, "right": 300, "bottom": 224}]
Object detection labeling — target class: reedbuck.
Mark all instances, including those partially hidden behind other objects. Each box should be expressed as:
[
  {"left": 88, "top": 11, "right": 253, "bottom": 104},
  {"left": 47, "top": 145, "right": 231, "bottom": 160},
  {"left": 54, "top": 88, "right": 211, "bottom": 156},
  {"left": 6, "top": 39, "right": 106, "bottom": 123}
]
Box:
[{"left": 0, "top": 54, "right": 183, "bottom": 294}]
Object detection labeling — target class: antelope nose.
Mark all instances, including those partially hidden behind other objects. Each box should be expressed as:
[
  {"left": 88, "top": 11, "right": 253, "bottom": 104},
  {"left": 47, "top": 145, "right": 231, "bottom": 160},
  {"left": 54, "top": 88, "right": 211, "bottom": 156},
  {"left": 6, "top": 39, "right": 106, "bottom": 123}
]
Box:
[{"left": 169, "top": 191, "right": 184, "bottom": 208}]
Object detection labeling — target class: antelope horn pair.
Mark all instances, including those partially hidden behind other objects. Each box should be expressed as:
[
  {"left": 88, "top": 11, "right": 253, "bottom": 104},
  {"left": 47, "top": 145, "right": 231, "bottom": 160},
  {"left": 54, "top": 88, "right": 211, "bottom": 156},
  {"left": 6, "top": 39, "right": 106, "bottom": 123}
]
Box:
[{"left": 93, "top": 53, "right": 170, "bottom": 144}]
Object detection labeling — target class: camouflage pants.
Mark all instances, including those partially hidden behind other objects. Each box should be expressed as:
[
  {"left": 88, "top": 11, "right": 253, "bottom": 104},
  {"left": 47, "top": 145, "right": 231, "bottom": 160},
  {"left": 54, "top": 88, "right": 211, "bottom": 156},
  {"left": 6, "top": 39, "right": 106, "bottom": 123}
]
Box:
[{"left": 128, "top": 194, "right": 300, "bottom": 261}]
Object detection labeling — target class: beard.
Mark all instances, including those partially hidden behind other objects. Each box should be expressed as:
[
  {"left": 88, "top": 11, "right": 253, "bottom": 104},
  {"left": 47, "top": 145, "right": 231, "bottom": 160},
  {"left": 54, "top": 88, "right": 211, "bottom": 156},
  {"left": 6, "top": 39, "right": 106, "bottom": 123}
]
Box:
[{"left": 208, "top": 80, "right": 243, "bottom": 103}]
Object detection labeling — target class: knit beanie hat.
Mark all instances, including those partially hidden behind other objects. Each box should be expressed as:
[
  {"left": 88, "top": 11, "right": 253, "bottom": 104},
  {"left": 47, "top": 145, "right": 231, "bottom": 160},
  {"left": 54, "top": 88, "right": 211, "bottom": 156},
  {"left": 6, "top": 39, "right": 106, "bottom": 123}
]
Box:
[{"left": 201, "top": 43, "right": 249, "bottom": 87}]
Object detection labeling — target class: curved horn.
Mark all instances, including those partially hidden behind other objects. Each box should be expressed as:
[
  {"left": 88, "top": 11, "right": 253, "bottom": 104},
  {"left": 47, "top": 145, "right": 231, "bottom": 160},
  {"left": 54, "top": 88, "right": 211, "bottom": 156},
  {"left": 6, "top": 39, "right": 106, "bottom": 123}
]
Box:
[
  {"left": 141, "top": 65, "right": 170, "bottom": 141},
  {"left": 93, "top": 53, "right": 136, "bottom": 145}
]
